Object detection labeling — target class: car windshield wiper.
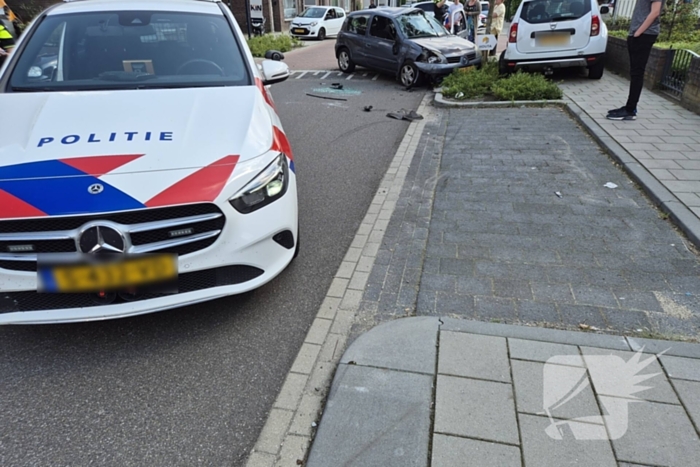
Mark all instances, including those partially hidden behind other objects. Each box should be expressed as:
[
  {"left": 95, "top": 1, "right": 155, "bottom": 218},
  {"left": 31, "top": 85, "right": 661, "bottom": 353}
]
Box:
[
  {"left": 549, "top": 15, "right": 580, "bottom": 22},
  {"left": 96, "top": 71, "right": 159, "bottom": 82},
  {"left": 10, "top": 86, "right": 57, "bottom": 92}
]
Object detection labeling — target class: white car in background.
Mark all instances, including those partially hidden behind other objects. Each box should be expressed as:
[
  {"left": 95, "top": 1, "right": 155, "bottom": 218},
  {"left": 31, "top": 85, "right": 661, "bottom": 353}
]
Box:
[
  {"left": 290, "top": 6, "right": 347, "bottom": 40},
  {"left": 403, "top": 1, "right": 486, "bottom": 34},
  {"left": 499, "top": 0, "right": 609, "bottom": 79},
  {"left": 0, "top": 0, "right": 298, "bottom": 324}
]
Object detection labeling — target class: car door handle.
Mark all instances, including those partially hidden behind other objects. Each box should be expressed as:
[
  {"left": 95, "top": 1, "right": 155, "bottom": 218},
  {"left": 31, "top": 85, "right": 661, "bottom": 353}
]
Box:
[{"left": 365, "top": 43, "right": 372, "bottom": 48}]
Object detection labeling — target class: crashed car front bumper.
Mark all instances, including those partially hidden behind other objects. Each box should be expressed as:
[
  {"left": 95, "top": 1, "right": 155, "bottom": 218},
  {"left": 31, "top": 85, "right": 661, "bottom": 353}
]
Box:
[{"left": 415, "top": 54, "right": 483, "bottom": 77}]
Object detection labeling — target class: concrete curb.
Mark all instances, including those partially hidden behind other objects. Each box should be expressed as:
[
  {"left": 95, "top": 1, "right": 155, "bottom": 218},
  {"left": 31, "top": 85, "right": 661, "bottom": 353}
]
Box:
[
  {"left": 434, "top": 92, "right": 566, "bottom": 108},
  {"left": 433, "top": 90, "right": 700, "bottom": 250},
  {"left": 245, "top": 94, "right": 436, "bottom": 467}
]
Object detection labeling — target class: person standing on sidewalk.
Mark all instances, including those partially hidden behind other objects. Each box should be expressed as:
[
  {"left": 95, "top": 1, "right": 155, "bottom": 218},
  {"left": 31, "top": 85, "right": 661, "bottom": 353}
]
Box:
[
  {"left": 489, "top": 0, "right": 506, "bottom": 56},
  {"left": 463, "top": 0, "right": 480, "bottom": 43},
  {"left": 606, "top": 0, "right": 662, "bottom": 121}
]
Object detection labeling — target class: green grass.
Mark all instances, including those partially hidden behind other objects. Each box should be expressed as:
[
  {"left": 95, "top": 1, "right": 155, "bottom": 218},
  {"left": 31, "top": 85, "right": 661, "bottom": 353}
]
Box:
[
  {"left": 441, "top": 62, "right": 562, "bottom": 102},
  {"left": 246, "top": 34, "right": 301, "bottom": 57}
]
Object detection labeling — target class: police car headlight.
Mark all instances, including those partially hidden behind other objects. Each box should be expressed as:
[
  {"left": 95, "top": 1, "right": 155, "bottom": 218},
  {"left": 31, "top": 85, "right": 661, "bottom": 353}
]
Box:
[
  {"left": 310, "top": 21, "right": 318, "bottom": 27},
  {"left": 229, "top": 154, "right": 289, "bottom": 214}
]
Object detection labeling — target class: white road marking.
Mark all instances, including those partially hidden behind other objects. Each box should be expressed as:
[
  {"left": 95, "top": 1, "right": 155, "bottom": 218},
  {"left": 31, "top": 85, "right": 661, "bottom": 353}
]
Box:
[
  {"left": 295, "top": 71, "right": 308, "bottom": 79},
  {"left": 321, "top": 71, "right": 332, "bottom": 79},
  {"left": 346, "top": 74, "right": 353, "bottom": 80},
  {"left": 372, "top": 74, "right": 380, "bottom": 81}
]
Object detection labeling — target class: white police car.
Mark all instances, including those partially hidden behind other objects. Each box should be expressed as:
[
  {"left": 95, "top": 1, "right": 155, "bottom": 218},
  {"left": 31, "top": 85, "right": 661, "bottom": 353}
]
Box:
[{"left": 0, "top": 0, "right": 298, "bottom": 324}]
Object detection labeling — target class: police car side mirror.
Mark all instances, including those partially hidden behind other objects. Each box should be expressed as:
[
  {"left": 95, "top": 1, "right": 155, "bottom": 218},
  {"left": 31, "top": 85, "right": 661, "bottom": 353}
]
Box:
[{"left": 261, "top": 59, "right": 290, "bottom": 85}]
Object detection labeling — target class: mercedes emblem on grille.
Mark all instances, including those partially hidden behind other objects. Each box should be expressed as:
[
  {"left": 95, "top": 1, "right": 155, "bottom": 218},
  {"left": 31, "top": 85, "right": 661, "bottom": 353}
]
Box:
[
  {"left": 88, "top": 183, "right": 104, "bottom": 195},
  {"left": 550, "top": 23, "right": 557, "bottom": 30},
  {"left": 78, "top": 224, "right": 126, "bottom": 254}
]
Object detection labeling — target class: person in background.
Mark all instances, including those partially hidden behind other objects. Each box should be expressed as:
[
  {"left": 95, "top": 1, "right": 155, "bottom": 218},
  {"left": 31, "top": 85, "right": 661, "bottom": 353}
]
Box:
[
  {"left": 463, "top": 0, "right": 479, "bottom": 43},
  {"left": 433, "top": 0, "right": 447, "bottom": 25},
  {"left": 0, "top": 16, "right": 14, "bottom": 66},
  {"left": 369, "top": 0, "right": 377, "bottom": 8},
  {"left": 606, "top": 0, "right": 662, "bottom": 121},
  {"left": 446, "top": 0, "right": 463, "bottom": 32},
  {"left": 489, "top": 0, "right": 506, "bottom": 56}
]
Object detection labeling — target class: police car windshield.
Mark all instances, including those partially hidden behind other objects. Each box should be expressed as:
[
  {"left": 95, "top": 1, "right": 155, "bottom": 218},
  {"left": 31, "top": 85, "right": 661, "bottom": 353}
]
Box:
[{"left": 8, "top": 11, "right": 251, "bottom": 92}]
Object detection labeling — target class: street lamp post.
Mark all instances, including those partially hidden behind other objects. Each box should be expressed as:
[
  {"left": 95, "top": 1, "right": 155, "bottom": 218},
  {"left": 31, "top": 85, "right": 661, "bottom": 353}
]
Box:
[{"left": 245, "top": 0, "right": 253, "bottom": 38}]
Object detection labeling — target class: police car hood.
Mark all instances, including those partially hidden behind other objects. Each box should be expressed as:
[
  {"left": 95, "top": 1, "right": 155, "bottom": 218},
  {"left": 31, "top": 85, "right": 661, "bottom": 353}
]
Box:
[{"left": 0, "top": 85, "right": 291, "bottom": 218}]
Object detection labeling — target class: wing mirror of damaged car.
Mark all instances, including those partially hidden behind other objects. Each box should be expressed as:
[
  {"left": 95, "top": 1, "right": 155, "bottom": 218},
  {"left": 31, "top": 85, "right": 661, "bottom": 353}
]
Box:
[
  {"left": 261, "top": 59, "right": 290, "bottom": 85},
  {"left": 599, "top": 5, "right": 609, "bottom": 14},
  {"left": 264, "top": 50, "right": 285, "bottom": 61}
]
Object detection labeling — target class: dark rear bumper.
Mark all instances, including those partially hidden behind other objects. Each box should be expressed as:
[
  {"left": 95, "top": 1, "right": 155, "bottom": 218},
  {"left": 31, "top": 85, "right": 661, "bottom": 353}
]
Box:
[{"left": 504, "top": 53, "right": 605, "bottom": 71}]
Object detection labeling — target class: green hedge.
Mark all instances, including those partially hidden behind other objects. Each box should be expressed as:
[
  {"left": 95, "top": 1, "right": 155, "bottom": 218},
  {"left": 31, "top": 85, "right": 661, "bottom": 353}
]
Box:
[
  {"left": 247, "top": 34, "right": 301, "bottom": 57},
  {"left": 441, "top": 62, "right": 562, "bottom": 101},
  {"left": 491, "top": 71, "right": 563, "bottom": 101},
  {"left": 608, "top": 30, "right": 700, "bottom": 56}
]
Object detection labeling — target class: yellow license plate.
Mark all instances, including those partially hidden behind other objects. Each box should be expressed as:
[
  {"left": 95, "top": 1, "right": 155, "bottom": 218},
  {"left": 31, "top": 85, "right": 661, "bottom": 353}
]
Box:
[
  {"left": 293, "top": 28, "right": 305, "bottom": 34},
  {"left": 41, "top": 255, "right": 177, "bottom": 293},
  {"left": 537, "top": 33, "right": 569, "bottom": 45}
]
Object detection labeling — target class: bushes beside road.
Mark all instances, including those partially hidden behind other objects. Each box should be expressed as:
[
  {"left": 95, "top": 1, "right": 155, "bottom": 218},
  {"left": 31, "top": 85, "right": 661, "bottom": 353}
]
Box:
[
  {"left": 441, "top": 62, "right": 563, "bottom": 101},
  {"left": 246, "top": 34, "right": 301, "bottom": 57}
]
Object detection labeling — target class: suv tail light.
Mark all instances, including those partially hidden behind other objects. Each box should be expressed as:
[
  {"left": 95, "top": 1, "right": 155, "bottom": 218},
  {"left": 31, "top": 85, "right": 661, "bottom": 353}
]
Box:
[
  {"left": 509, "top": 23, "right": 518, "bottom": 43},
  {"left": 591, "top": 15, "right": 600, "bottom": 36}
]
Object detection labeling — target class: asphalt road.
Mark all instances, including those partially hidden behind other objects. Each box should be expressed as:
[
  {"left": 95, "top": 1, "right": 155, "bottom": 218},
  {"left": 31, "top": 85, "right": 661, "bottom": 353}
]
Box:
[{"left": 0, "top": 78, "right": 423, "bottom": 466}]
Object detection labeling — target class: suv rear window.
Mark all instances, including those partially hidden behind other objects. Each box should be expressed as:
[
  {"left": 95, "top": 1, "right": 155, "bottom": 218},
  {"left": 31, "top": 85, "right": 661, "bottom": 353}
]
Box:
[
  {"left": 521, "top": 0, "right": 591, "bottom": 24},
  {"left": 9, "top": 10, "right": 250, "bottom": 92}
]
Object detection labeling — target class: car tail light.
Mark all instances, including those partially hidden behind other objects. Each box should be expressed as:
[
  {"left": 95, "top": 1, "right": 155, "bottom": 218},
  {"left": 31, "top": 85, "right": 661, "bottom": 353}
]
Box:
[
  {"left": 591, "top": 15, "right": 600, "bottom": 36},
  {"left": 509, "top": 23, "right": 518, "bottom": 43}
]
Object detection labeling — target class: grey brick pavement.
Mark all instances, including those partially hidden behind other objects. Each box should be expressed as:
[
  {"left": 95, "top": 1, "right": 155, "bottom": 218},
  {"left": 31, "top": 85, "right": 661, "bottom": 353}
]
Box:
[
  {"left": 358, "top": 106, "right": 700, "bottom": 341},
  {"left": 560, "top": 74, "right": 700, "bottom": 223}
]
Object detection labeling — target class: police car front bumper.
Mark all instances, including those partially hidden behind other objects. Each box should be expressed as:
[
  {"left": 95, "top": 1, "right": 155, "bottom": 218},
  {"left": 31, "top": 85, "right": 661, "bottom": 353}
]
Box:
[{"left": 0, "top": 177, "right": 298, "bottom": 325}]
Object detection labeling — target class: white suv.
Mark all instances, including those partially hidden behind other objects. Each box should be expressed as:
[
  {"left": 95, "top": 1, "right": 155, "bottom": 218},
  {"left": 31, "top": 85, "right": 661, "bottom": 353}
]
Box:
[{"left": 499, "top": 0, "right": 609, "bottom": 79}]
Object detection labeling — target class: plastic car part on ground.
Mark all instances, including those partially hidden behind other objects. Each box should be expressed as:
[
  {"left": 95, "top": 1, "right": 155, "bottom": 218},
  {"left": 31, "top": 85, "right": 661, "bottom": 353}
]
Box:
[{"left": 386, "top": 109, "right": 423, "bottom": 121}]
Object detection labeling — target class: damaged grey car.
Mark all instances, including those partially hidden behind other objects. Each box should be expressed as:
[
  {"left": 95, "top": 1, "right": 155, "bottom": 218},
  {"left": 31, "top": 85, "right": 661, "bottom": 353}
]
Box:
[{"left": 335, "top": 7, "right": 481, "bottom": 88}]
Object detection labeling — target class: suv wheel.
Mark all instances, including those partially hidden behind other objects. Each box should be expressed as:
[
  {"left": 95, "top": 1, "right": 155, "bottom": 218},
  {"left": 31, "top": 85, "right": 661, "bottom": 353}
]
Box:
[
  {"left": 498, "top": 51, "right": 511, "bottom": 76},
  {"left": 399, "top": 60, "right": 420, "bottom": 88},
  {"left": 337, "top": 48, "right": 355, "bottom": 73},
  {"left": 588, "top": 61, "right": 604, "bottom": 80}
]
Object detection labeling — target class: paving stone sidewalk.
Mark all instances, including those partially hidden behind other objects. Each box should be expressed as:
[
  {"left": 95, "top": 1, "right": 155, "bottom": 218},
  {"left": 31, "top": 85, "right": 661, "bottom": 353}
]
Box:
[
  {"left": 353, "top": 106, "right": 700, "bottom": 342},
  {"left": 560, "top": 72, "right": 700, "bottom": 221},
  {"left": 308, "top": 317, "right": 700, "bottom": 466}
]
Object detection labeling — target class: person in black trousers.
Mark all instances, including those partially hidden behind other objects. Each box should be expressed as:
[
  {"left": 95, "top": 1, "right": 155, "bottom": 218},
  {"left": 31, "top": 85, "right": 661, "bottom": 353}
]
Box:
[{"left": 606, "top": 0, "right": 663, "bottom": 121}]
